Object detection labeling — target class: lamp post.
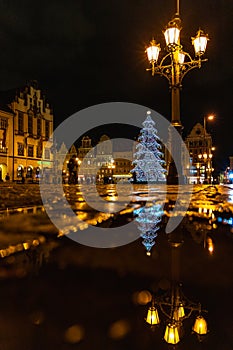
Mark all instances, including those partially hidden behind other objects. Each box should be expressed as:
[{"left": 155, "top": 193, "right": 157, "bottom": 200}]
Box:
[
  {"left": 75, "top": 157, "right": 82, "bottom": 183},
  {"left": 204, "top": 114, "right": 214, "bottom": 137},
  {"left": 198, "top": 153, "right": 213, "bottom": 183},
  {"left": 146, "top": 0, "right": 209, "bottom": 184}
]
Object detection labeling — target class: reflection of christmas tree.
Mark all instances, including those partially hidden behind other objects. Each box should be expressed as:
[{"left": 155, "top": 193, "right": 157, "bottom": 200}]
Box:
[
  {"left": 134, "top": 203, "right": 163, "bottom": 255},
  {"left": 131, "top": 111, "right": 166, "bottom": 183}
]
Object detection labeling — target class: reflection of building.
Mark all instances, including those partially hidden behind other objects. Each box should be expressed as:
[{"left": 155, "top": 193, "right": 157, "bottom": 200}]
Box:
[
  {"left": 0, "top": 81, "right": 53, "bottom": 182},
  {"left": 185, "top": 123, "right": 213, "bottom": 184}
]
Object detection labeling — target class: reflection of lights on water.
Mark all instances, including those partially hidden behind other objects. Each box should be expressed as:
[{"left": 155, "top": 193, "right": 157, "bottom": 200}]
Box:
[
  {"left": 32, "top": 239, "right": 40, "bottom": 247},
  {"left": 30, "top": 310, "right": 45, "bottom": 326},
  {"left": 64, "top": 324, "right": 85, "bottom": 344},
  {"left": 198, "top": 207, "right": 215, "bottom": 217},
  {"left": 0, "top": 236, "right": 47, "bottom": 259},
  {"left": 23, "top": 242, "right": 30, "bottom": 250},
  {"left": 208, "top": 244, "right": 214, "bottom": 254},
  {"left": 206, "top": 237, "right": 214, "bottom": 254},
  {"left": 132, "top": 290, "right": 152, "bottom": 305},
  {"left": 217, "top": 217, "right": 233, "bottom": 227},
  {"left": 108, "top": 319, "right": 131, "bottom": 340}
]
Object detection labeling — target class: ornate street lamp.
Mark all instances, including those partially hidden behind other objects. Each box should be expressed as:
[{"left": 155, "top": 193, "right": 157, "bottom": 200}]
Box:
[{"left": 145, "top": 0, "right": 209, "bottom": 184}]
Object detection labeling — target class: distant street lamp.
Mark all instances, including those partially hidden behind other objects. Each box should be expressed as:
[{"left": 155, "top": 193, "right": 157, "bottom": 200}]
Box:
[
  {"left": 198, "top": 153, "right": 213, "bottom": 183},
  {"left": 145, "top": 0, "right": 209, "bottom": 184},
  {"left": 75, "top": 157, "right": 82, "bottom": 183},
  {"left": 204, "top": 114, "right": 215, "bottom": 137}
]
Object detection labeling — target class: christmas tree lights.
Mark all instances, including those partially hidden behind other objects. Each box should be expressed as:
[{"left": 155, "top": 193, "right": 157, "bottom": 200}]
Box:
[{"left": 131, "top": 111, "right": 166, "bottom": 183}]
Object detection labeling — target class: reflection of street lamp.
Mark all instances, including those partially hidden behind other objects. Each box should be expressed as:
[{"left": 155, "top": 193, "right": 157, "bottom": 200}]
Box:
[
  {"left": 145, "top": 0, "right": 209, "bottom": 184},
  {"left": 145, "top": 241, "right": 208, "bottom": 344}
]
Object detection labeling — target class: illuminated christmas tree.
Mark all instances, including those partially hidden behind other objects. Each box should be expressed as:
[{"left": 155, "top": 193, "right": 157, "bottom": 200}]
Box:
[{"left": 131, "top": 111, "right": 166, "bottom": 183}]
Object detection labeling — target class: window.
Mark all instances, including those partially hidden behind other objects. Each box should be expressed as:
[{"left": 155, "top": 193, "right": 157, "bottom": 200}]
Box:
[
  {"left": 18, "top": 112, "right": 24, "bottom": 134},
  {"left": 28, "top": 113, "right": 33, "bottom": 135},
  {"left": 17, "top": 143, "right": 24, "bottom": 156},
  {"left": 44, "top": 148, "right": 50, "bottom": 160},
  {"left": 37, "top": 146, "right": 42, "bottom": 158},
  {"left": 45, "top": 120, "right": 50, "bottom": 140},
  {"left": 37, "top": 118, "right": 41, "bottom": 136},
  {"left": 28, "top": 145, "right": 34, "bottom": 157},
  {"left": 0, "top": 118, "right": 7, "bottom": 129}
]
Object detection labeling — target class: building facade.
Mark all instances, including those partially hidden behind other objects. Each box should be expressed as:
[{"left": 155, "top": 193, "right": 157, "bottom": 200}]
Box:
[
  {"left": 66, "top": 135, "right": 134, "bottom": 184},
  {"left": 0, "top": 81, "right": 53, "bottom": 182},
  {"left": 185, "top": 123, "right": 213, "bottom": 184}
]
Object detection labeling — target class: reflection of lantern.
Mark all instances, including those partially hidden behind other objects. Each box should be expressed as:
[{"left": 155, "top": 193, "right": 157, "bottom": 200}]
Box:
[
  {"left": 193, "top": 316, "right": 208, "bottom": 335},
  {"left": 146, "top": 306, "right": 160, "bottom": 325},
  {"left": 164, "top": 322, "right": 180, "bottom": 344},
  {"left": 173, "top": 304, "right": 185, "bottom": 321},
  {"left": 178, "top": 304, "right": 185, "bottom": 318}
]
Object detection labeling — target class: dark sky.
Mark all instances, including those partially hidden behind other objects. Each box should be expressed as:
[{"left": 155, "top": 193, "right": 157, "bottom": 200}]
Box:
[{"left": 0, "top": 0, "right": 232, "bottom": 171}]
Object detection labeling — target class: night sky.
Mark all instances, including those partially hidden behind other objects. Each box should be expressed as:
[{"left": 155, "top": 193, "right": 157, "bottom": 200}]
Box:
[{"left": 0, "top": 0, "right": 232, "bottom": 171}]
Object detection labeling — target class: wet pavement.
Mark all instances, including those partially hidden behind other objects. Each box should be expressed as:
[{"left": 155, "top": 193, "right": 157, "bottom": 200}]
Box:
[{"left": 0, "top": 183, "right": 232, "bottom": 350}]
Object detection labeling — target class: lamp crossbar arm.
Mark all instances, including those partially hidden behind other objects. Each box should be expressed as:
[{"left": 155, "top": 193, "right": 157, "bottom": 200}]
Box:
[
  {"left": 179, "top": 57, "right": 208, "bottom": 83},
  {"left": 147, "top": 52, "right": 208, "bottom": 87}
]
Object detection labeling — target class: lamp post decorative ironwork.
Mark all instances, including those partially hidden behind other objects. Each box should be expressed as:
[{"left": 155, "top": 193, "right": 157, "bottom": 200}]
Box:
[{"left": 145, "top": 0, "right": 209, "bottom": 184}]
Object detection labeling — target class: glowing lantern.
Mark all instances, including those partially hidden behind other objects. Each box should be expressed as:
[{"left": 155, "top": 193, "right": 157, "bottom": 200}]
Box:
[
  {"left": 192, "top": 29, "right": 209, "bottom": 56},
  {"left": 146, "top": 40, "right": 161, "bottom": 63}
]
